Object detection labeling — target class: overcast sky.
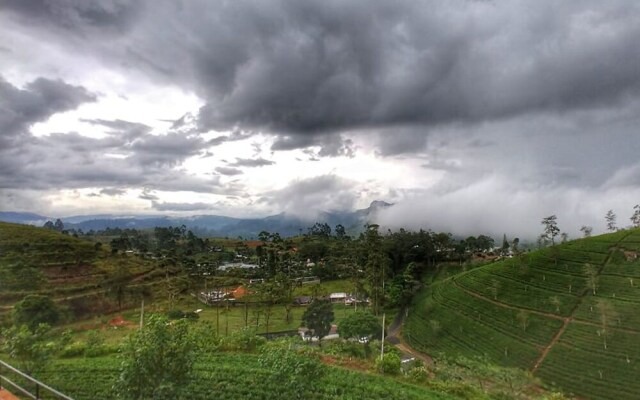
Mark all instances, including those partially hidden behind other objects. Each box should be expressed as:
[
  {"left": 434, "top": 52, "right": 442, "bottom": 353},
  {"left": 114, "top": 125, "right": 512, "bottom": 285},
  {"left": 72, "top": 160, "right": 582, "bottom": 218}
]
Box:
[{"left": 1, "top": 0, "right": 640, "bottom": 239}]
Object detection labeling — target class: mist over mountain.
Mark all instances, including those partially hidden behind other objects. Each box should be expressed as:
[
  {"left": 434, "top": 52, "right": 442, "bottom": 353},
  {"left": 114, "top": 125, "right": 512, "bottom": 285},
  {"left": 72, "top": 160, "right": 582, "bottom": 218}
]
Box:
[{"left": 0, "top": 201, "right": 393, "bottom": 238}]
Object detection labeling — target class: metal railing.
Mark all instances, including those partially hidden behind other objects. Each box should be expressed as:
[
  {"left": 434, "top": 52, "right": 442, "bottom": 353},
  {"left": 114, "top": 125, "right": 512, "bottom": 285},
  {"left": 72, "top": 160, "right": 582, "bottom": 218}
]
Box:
[{"left": 0, "top": 359, "right": 74, "bottom": 400}]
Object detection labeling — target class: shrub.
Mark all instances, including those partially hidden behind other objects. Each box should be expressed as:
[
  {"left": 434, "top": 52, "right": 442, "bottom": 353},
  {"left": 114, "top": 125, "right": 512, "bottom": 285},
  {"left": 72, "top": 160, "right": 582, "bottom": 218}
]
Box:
[
  {"left": 13, "top": 295, "right": 60, "bottom": 331},
  {"left": 258, "top": 339, "right": 325, "bottom": 397},
  {"left": 167, "top": 309, "right": 185, "bottom": 319},
  {"left": 220, "top": 327, "right": 265, "bottom": 351},
  {"left": 375, "top": 353, "right": 401, "bottom": 375},
  {"left": 406, "top": 365, "right": 430, "bottom": 383},
  {"left": 60, "top": 342, "right": 87, "bottom": 358}
]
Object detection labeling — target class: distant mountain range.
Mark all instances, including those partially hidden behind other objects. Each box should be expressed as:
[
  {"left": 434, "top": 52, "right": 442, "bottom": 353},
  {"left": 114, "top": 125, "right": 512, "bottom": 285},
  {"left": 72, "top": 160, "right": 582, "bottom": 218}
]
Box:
[{"left": 0, "top": 201, "right": 393, "bottom": 238}]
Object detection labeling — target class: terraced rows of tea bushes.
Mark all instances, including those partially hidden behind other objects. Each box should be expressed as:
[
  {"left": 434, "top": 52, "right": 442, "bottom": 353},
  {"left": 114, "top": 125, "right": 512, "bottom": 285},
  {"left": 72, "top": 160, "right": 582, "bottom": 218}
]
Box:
[
  {"left": 404, "top": 286, "right": 543, "bottom": 368},
  {"left": 455, "top": 269, "right": 578, "bottom": 316},
  {"left": 405, "top": 229, "right": 640, "bottom": 400},
  {"left": 536, "top": 322, "right": 640, "bottom": 400},
  {"left": 39, "top": 354, "right": 455, "bottom": 400},
  {"left": 535, "top": 342, "right": 639, "bottom": 400}
]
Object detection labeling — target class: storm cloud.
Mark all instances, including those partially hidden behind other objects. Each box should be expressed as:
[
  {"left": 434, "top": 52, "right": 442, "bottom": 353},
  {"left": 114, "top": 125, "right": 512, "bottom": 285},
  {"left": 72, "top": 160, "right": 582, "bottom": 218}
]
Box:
[
  {"left": 0, "top": 76, "right": 96, "bottom": 140},
  {"left": 229, "top": 158, "right": 276, "bottom": 168},
  {"left": 6, "top": 1, "right": 640, "bottom": 142}
]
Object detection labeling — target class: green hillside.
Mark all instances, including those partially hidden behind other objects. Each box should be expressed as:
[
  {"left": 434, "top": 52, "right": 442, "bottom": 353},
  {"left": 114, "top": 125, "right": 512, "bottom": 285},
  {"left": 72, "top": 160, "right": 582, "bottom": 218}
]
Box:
[
  {"left": 0, "top": 222, "right": 158, "bottom": 318},
  {"left": 0, "top": 221, "right": 98, "bottom": 266},
  {"left": 404, "top": 229, "right": 640, "bottom": 400}
]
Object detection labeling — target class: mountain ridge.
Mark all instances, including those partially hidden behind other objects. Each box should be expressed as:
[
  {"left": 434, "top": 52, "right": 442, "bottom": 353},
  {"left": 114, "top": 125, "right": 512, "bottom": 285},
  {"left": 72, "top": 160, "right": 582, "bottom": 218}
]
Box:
[{"left": 0, "top": 201, "right": 393, "bottom": 238}]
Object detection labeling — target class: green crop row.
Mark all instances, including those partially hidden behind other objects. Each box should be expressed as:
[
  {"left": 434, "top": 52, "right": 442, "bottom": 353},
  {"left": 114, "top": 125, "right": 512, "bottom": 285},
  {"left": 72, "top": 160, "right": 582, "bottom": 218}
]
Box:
[
  {"left": 561, "top": 240, "right": 613, "bottom": 254},
  {"left": 432, "top": 283, "right": 562, "bottom": 346},
  {"left": 536, "top": 342, "right": 640, "bottom": 400},
  {"left": 602, "top": 258, "right": 640, "bottom": 278},
  {"left": 558, "top": 323, "right": 640, "bottom": 360},
  {"left": 455, "top": 270, "right": 578, "bottom": 316},
  {"left": 595, "top": 275, "right": 640, "bottom": 302},
  {"left": 487, "top": 262, "right": 587, "bottom": 294},
  {"left": 405, "top": 297, "right": 540, "bottom": 369},
  {"left": 574, "top": 296, "right": 640, "bottom": 331}
]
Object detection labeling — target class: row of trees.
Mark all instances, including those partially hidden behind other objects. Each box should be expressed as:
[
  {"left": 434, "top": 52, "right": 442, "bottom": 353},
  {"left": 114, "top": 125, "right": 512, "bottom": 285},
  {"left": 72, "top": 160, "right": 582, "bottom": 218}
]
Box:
[{"left": 540, "top": 204, "right": 640, "bottom": 245}]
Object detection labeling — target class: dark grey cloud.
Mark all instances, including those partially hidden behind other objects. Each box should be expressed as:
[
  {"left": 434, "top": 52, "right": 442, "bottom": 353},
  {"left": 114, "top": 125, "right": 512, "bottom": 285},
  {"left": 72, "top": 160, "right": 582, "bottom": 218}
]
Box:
[
  {"left": 0, "top": 76, "right": 96, "bottom": 140},
  {"left": 8, "top": 1, "right": 640, "bottom": 152},
  {"left": 229, "top": 158, "right": 275, "bottom": 168},
  {"left": 0, "top": 124, "right": 235, "bottom": 195},
  {"left": 215, "top": 167, "right": 244, "bottom": 176},
  {"left": 208, "top": 130, "right": 254, "bottom": 146},
  {"left": 271, "top": 134, "right": 356, "bottom": 156},
  {"left": 99, "top": 187, "right": 126, "bottom": 196},
  {"left": 130, "top": 132, "right": 206, "bottom": 167},
  {"left": 1, "top": 0, "right": 141, "bottom": 33},
  {"left": 174, "top": 1, "right": 640, "bottom": 143},
  {"left": 81, "top": 118, "right": 151, "bottom": 141},
  {"left": 138, "top": 188, "right": 159, "bottom": 201}
]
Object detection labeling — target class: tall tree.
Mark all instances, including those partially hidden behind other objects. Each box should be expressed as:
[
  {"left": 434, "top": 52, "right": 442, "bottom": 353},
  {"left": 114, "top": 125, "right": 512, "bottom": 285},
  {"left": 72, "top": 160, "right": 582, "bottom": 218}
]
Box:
[
  {"left": 541, "top": 215, "right": 559, "bottom": 245},
  {"left": 510, "top": 237, "right": 520, "bottom": 255},
  {"left": 605, "top": 210, "right": 617, "bottom": 232},
  {"left": 596, "top": 300, "right": 617, "bottom": 350},
  {"left": 102, "top": 260, "right": 134, "bottom": 310},
  {"left": 361, "top": 224, "right": 390, "bottom": 315},
  {"left": 501, "top": 234, "right": 510, "bottom": 255},
  {"left": 476, "top": 235, "right": 495, "bottom": 252},
  {"left": 516, "top": 310, "right": 530, "bottom": 332},
  {"left": 339, "top": 310, "right": 381, "bottom": 357},
  {"left": 580, "top": 225, "right": 593, "bottom": 238},
  {"left": 334, "top": 224, "right": 347, "bottom": 239},
  {"left": 631, "top": 205, "right": 640, "bottom": 228},
  {"left": 301, "top": 299, "right": 334, "bottom": 346},
  {"left": 584, "top": 263, "right": 599, "bottom": 295}
]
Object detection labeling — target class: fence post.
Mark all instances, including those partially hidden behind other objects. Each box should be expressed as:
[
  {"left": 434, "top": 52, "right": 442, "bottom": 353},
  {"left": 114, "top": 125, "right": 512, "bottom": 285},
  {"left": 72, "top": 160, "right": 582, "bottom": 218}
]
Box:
[{"left": 36, "top": 382, "right": 40, "bottom": 399}]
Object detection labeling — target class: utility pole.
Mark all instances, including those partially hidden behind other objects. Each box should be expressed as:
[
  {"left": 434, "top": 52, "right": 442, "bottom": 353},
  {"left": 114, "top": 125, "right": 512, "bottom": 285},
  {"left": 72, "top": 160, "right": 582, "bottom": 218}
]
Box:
[
  {"left": 380, "top": 312, "right": 386, "bottom": 373},
  {"left": 139, "top": 298, "right": 144, "bottom": 329}
]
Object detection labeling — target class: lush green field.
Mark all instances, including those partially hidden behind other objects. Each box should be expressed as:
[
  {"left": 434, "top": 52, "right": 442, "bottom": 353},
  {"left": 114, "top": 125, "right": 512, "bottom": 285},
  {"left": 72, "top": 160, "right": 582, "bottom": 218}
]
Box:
[
  {"left": 38, "top": 354, "right": 455, "bottom": 400},
  {"left": 405, "top": 229, "right": 640, "bottom": 400}
]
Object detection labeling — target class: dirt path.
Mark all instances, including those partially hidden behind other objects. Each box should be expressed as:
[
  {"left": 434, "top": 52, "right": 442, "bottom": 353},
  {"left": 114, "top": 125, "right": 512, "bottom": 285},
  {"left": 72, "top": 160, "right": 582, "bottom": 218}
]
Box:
[
  {"left": 0, "top": 389, "right": 19, "bottom": 400},
  {"left": 531, "top": 317, "right": 570, "bottom": 372},
  {"left": 452, "top": 279, "right": 565, "bottom": 321},
  {"left": 453, "top": 278, "right": 640, "bottom": 334},
  {"left": 386, "top": 305, "right": 434, "bottom": 365}
]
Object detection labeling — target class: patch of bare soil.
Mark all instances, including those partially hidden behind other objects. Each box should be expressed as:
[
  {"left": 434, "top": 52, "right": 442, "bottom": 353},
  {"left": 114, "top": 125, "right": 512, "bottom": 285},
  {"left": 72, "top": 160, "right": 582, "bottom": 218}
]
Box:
[{"left": 108, "top": 315, "right": 135, "bottom": 328}]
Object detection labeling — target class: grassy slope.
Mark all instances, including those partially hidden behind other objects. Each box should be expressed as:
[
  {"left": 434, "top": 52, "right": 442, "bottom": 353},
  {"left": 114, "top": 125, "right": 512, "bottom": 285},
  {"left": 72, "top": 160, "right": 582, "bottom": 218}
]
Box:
[
  {"left": 39, "top": 354, "right": 455, "bottom": 400},
  {"left": 404, "top": 229, "right": 640, "bottom": 400},
  {"left": 0, "top": 221, "right": 98, "bottom": 265},
  {"left": 0, "top": 222, "right": 159, "bottom": 316}
]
